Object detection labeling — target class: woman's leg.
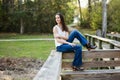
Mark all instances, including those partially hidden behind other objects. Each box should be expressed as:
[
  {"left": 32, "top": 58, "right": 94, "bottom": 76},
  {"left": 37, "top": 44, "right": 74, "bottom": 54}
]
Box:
[
  {"left": 67, "top": 30, "right": 88, "bottom": 46},
  {"left": 57, "top": 44, "right": 82, "bottom": 67},
  {"left": 67, "top": 30, "right": 97, "bottom": 50},
  {"left": 72, "top": 45, "right": 82, "bottom": 67}
]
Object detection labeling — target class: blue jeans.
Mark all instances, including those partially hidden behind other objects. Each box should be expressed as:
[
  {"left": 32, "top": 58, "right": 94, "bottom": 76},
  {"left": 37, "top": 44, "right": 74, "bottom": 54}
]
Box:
[{"left": 56, "top": 30, "right": 88, "bottom": 67}]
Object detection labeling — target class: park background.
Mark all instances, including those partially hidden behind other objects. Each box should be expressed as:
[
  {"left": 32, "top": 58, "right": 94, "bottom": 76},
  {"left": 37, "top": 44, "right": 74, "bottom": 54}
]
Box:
[{"left": 0, "top": 0, "right": 120, "bottom": 80}]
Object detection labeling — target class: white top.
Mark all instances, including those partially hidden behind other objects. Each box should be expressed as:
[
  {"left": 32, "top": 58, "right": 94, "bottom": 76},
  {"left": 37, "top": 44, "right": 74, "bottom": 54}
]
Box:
[{"left": 54, "top": 25, "right": 66, "bottom": 47}]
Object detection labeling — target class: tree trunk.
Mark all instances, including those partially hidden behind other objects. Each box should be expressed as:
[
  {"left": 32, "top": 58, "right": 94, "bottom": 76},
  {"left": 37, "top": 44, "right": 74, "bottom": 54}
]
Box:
[
  {"left": 78, "top": 0, "right": 82, "bottom": 22},
  {"left": 88, "top": 0, "right": 92, "bottom": 27},
  {"left": 20, "top": 18, "right": 24, "bottom": 34},
  {"left": 102, "top": 0, "right": 107, "bottom": 37}
]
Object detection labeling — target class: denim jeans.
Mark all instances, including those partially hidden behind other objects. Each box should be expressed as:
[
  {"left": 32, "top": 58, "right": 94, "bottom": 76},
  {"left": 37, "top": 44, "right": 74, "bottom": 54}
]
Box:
[{"left": 56, "top": 30, "right": 88, "bottom": 67}]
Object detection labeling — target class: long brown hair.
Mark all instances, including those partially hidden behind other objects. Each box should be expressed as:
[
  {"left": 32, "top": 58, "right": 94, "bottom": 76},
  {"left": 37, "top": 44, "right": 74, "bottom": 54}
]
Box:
[{"left": 55, "top": 13, "right": 69, "bottom": 32}]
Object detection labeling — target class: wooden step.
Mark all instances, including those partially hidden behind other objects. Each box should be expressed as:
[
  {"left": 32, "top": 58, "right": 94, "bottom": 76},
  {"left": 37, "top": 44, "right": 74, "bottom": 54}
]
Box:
[
  {"left": 61, "top": 69, "right": 120, "bottom": 80},
  {"left": 62, "top": 50, "right": 120, "bottom": 70}
]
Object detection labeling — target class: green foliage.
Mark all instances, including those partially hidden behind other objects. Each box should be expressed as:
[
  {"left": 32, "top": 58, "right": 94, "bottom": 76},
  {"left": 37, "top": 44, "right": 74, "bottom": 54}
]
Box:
[
  {"left": 0, "top": 0, "right": 75, "bottom": 33},
  {"left": 82, "top": 0, "right": 120, "bottom": 32},
  {"left": 0, "top": 1, "right": 2, "bottom": 29},
  {"left": 90, "top": 5, "right": 102, "bottom": 30},
  {"left": 81, "top": 2, "right": 102, "bottom": 29},
  {"left": 80, "top": 8, "right": 89, "bottom": 28},
  {"left": 107, "top": 0, "right": 120, "bottom": 32}
]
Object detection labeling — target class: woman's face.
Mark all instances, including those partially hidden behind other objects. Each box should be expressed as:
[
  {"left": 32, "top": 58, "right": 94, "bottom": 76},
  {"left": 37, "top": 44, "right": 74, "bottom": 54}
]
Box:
[{"left": 55, "top": 14, "right": 61, "bottom": 24}]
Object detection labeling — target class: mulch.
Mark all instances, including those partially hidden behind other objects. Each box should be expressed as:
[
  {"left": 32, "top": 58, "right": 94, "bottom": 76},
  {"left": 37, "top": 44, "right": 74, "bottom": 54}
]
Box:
[{"left": 0, "top": 57, "right": 44, "bottom": 80}]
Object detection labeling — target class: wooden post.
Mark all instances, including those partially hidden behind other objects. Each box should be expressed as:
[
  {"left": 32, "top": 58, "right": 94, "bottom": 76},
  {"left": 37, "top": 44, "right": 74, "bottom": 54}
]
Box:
[
  {"left": 98, "top": 40, "right": 102, "bottom": 49},
  {"left": 107, "top": 36, "right": 111, "bottom": 39},
  {"left": 110, "top": 44, "right": 114, "bottom": 49},
  {"left": 92, "top": 38, "right": 95, "bottom": 45},
  {"left": 110, "top": 43, "right": 115, "bottom": 69},
  {"left": 85, "top": 35, "right": 87, "bottom": 39},
  {"left": 88, "top": 36, "right": 91, "bottom": 43},
  {"left": 113, "top": 37, "right": 117, "bottom": 41}
]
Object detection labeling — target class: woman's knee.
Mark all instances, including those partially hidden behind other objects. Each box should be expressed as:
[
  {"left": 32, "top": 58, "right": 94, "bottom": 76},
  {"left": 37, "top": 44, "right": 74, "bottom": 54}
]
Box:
[
  {"left": 72, "top": 29, "right": 78, "bottom": 33},
  {"left": 71, "top": 30, "right": 81, "bottom": 35}
]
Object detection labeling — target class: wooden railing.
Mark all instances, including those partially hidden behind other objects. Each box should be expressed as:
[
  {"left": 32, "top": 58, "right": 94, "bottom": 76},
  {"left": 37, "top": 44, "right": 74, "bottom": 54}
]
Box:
[
  {"left": 85, "top": 34, "right": 120, "bottom": 49},
  {"left": 107, "top": 33, "right": 120, "bottom": 41}
]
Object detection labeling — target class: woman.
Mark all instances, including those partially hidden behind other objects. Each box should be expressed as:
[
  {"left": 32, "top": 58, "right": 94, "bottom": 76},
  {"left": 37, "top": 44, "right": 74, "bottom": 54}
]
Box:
[{"left": 53, "top": 13, "right": 97, "bottom": 71}]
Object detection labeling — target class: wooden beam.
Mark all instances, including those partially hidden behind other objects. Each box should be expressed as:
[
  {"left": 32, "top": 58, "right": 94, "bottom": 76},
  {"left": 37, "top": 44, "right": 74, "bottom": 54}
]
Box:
[
  {"left": 61, "top": 69, "right": 120, "bottom": 75},
  {"left": 62, "top": 50, "right": 120, "bottom": 70},
  {"left": 62, "top": 61, "right": 120, "bottom": 69},
  {"left": 62, "top": 50, "right": 120, "bottom": 59},
  {"left": 33, "top": 50, "right": 62, "bottom": 80},
  {"left": 61, "top": 69, "right": 120, "bottom": 80}
]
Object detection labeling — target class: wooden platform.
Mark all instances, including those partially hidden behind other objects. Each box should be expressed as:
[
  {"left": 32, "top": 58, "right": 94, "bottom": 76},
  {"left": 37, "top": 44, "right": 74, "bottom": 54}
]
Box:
[{"left": 61, "top": 49, "right": 120, "bottom": 80}]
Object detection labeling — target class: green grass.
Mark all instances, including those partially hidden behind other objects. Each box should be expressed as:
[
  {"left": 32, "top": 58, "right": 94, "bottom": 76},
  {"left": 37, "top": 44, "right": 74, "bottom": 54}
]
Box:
[
  {"left": 0, "top": 33, "right": 53, "bottom": 39},
  {"left": 0, "top": 41, "right": 55, "bottom": 60}
]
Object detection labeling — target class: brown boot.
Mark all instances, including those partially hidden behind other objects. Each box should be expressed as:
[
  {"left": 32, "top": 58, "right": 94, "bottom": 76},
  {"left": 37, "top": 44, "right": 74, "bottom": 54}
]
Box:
[
  {"left": 85, "top": 43, "right": 97, "bottom": 51},
  {"left": 72, "top": 66, "right": 84, "bottom": 71}
]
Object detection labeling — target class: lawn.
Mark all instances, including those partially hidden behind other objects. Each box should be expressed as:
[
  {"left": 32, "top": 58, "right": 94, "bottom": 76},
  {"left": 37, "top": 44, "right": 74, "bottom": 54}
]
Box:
[
  {"left": 0, "top": 33, "right": 55, "bottom": 60},
  {"left": 0, "top": 40, "right": 55, "bottom": 60}
]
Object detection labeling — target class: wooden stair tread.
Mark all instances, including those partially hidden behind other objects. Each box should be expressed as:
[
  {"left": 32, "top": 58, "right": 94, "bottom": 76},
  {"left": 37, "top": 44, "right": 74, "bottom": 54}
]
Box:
[{"left": 61, "top": 69, "right": 120, "bottom": 75}]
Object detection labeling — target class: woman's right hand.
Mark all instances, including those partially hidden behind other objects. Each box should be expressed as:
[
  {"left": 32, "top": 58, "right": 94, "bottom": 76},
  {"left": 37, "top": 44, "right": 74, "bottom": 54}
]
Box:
[{"left": 68, "top": 42, "right": 76, "bottom": 47}]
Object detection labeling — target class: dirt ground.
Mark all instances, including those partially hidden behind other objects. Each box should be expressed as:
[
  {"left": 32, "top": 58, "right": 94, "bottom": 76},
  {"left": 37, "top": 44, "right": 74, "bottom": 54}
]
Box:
[{"left": 0, "top": 57, "right": 44, "bottom": 80}]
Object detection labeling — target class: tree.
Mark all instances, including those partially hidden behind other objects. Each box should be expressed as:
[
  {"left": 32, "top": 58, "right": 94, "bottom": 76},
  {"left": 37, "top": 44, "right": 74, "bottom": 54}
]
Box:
[
  {"left": 0, "top": 0, "right": 75, "bottom": 33},
  {"left": 102, "top": 0, "right": 107, "bottom": 37},
  {"left": 107, "top": 0, "right": 120, "bottom": 33},
  {"left": 78, "top": 0, "right": 82, "bottom": 22},
  {"left": 80, "top": 0, "right": 102, "bottom": 29},
  {"left": 88, "top": 0, "right": 92, "bottom": 27}
]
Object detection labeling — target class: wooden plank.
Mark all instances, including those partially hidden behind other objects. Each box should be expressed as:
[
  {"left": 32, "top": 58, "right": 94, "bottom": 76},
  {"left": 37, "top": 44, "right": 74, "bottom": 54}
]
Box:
[
  {"left": 61, "top": 70, "right": 120, "bottom": 80},
  {"left": 107, "top": 34, "right": 120, "bottom": 38},
  {"left": 85, "top": 34, "right": 120, "bottom": 48},
  {"left": 107, "top": 34, "right": 120, "bottom": 41},
  {"left": 62, "top": 61, "right": 120, "bottom": 69},
  {"left": 62, "top": 74, "right": 120, "bottom": 80},
  {"left": 85, "top": 34, "right": 112, "bottom": 42},
  {"left": 62, "top": 50, "right": 120, "bottom": 59},
  {"left": 61, "top": 69, "right": 120, "bottom": 75},
  {"left": 33, "top": 50, "right": 62, "bottom": 80},
  {"left": 110, "top": 40, "right": 120, "bottom": 48},
  {"left": 83, "top": 50, "right": 120, "bottom": 58}
]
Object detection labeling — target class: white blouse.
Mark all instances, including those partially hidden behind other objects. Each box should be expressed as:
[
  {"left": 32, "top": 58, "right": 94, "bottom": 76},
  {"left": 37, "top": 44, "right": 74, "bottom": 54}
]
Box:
[{"left": 54, "top": 25, "right": 66, "bottom": 47}]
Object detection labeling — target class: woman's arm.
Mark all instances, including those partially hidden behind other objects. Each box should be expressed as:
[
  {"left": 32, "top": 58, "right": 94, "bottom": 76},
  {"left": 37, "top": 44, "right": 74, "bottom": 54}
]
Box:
[
  {"left": 53, "top": 26, "right": 76, "bottom": 46},
  {"left": 53, "top": 26, "right": 68, "bottom": 40},
  {"left": 53, "top": 26, "right": 68, "bottom": 43},
  {"left": 60, "top": 32, "right": 69, "bottom": 40}
]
